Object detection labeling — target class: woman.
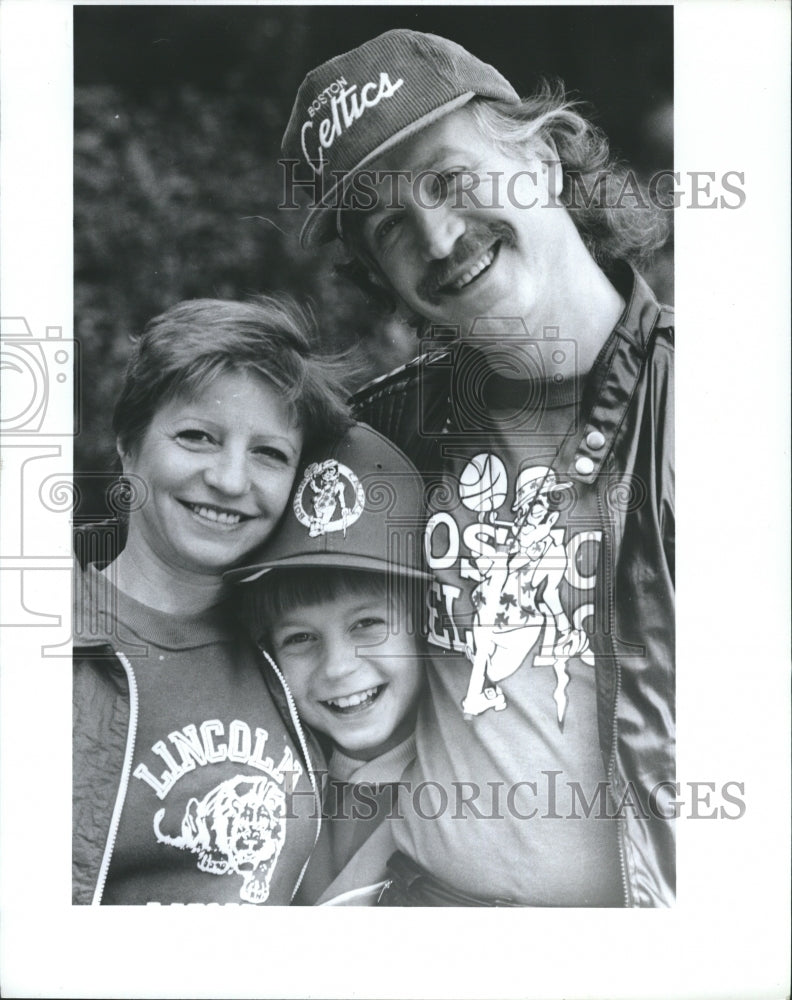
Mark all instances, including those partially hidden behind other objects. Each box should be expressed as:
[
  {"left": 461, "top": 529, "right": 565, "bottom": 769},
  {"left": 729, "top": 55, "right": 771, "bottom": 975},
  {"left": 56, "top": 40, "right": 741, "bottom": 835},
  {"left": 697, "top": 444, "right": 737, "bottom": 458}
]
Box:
[{"left": 72, "top": 296, "right": 351, "bottom": 906}]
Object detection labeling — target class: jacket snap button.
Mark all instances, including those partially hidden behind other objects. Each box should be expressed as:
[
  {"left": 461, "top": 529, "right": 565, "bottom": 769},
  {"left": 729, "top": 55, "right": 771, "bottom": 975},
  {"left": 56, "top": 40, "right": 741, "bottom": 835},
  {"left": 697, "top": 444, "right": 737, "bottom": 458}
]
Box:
[
  {"left": 586, "top": 430, "right": 606, "bottom": 450},
  {"left": 575, "top": 455, "right": 595, "bottom": 475}
]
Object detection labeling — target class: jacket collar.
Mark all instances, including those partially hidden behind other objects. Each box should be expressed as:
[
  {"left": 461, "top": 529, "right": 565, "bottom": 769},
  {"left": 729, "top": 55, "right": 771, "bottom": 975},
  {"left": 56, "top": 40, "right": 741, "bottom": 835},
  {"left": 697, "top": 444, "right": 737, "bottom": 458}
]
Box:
[
  {"left": 612, "top": 262, "right": 663, "bottom": 355},
  {"left": 557, "top": 264, "right": 667, "bottom": 484}
]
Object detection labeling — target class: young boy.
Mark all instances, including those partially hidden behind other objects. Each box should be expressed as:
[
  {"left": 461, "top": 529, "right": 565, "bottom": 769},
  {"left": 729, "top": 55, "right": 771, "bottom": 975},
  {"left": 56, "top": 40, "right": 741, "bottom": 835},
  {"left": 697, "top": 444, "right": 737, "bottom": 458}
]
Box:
[{"left": 228, "top": 423, "right": 431, "bottom": 904}]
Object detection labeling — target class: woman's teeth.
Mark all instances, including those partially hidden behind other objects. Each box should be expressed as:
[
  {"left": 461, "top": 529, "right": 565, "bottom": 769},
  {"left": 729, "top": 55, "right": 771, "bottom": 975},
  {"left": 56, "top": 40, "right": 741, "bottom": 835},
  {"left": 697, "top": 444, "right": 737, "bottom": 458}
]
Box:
[
  {"left": 451, "top": 248, "right": 495, "bottom": 290},
  {"left": 324, "top": 685, "right": 382, "bottom": 712},
  {"left": 188, "top": 503, "right": 243, "bottom": 525}
]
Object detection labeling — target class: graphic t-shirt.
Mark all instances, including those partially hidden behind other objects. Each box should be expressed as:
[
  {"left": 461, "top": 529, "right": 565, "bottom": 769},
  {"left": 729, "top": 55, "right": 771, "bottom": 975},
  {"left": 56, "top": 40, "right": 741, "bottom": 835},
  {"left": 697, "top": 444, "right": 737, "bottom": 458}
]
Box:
[
  {"left": 85, "top": 566, "right": 318, "bottom": 906},
  {"left": 395, "top": 355, "right": 623, "bottom": 905}
]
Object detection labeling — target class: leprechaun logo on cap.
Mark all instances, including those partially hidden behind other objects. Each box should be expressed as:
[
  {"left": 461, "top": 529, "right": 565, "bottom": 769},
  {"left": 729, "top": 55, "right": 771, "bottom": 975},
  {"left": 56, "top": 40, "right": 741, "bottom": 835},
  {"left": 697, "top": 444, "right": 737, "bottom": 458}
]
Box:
[{"left": 294, "top": 459, "right": 365, "bottom": 538}]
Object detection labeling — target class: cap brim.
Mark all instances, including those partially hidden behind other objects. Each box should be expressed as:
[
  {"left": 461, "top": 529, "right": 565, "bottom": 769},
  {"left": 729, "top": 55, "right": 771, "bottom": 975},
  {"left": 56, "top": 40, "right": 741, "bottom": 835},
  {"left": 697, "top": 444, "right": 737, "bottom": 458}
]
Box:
[
  {"left": 300, "top": 91, "right": 476, "bottom": 249},
  {"left": 226, "top": 552, "right": 433, "bottom": 585}
]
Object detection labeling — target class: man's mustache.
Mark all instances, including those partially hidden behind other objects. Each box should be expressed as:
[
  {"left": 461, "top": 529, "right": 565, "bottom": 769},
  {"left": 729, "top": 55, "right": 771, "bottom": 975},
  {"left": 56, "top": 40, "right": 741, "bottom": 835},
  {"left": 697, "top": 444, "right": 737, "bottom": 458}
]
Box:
[{"left": 417, "top": 221, "right": 515, "bottom": 301}]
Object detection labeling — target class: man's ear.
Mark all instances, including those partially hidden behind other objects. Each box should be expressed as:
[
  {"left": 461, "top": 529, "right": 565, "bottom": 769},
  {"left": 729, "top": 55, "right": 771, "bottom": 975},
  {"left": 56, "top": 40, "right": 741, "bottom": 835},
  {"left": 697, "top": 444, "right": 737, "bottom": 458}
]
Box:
[
  {"left": 544, "top": 158, "right": 564, "bottom": 201},
  {"left": 538, "top": 139, "right": 564, "bottom": 201},
  {"left": 360, "top": 252, "right": 390, "bottom": 291},
  {"left": 366, "top": 267, "right": 388, "bottom": 289},
  {"left": 116, "top": 437, "right": 130, "bottom": 471},
  {"left": 529, "top": 137, "right": 563, "bottom": 201}
]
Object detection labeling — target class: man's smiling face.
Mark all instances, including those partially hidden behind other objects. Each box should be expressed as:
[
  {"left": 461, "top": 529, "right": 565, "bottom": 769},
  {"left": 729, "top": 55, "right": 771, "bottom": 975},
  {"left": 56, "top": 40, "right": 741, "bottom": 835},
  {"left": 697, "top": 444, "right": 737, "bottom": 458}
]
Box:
[{"left": 349, "top": 105, "right": 578, "bottom": 333}]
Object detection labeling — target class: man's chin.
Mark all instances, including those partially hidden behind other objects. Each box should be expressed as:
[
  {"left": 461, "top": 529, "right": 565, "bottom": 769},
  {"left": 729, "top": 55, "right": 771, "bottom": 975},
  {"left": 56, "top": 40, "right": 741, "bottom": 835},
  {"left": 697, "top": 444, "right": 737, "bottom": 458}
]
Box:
[
  {"left": 418, "top": 294, "right": 517, "bottom": 336},
  {"left": 422, "top": 280, "right": 522, "bottom": 333}
]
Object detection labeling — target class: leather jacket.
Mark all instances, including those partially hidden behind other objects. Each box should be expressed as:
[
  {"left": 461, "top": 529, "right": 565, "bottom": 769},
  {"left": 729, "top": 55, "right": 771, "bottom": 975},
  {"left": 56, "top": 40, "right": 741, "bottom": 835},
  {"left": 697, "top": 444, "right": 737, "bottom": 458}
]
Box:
[{"left": 350, "top": 264, "right": 675, "bottom": 906}]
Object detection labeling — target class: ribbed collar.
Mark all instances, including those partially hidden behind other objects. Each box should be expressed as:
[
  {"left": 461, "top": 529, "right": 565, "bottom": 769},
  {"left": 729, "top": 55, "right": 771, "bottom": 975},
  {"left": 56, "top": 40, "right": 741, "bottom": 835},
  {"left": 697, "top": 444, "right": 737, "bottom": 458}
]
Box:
[{"left": 74, "top": 561, "right": 231, "bottom": 651}]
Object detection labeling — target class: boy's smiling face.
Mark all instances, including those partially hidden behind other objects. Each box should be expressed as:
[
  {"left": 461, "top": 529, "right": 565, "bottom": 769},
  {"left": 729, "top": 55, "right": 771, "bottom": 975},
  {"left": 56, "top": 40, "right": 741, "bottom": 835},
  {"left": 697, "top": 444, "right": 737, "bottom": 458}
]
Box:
[{"left": 269, "top": 589, "right": 424, "bottom": 761}]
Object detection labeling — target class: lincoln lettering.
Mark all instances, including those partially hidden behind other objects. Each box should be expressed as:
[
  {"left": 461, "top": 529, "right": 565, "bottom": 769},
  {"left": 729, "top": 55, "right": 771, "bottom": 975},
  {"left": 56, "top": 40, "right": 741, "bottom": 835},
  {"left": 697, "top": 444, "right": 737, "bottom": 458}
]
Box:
[{"left": 133, "top": 720, "right": 303, "bottom": 799}]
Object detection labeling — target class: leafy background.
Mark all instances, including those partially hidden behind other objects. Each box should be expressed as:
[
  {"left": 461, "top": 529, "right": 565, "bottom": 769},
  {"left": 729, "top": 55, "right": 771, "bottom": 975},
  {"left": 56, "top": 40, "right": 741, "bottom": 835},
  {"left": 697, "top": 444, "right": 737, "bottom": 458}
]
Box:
[{"left": 75, "top": 5, "right": 673, "bottom": 517}]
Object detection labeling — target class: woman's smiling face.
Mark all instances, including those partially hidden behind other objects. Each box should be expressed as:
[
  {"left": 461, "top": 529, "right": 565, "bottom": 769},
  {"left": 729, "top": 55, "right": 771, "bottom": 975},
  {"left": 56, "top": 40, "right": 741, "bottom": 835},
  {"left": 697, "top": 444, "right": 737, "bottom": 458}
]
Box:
[{"left": 120, "top": 370, "right": 303, "bottom": 578}]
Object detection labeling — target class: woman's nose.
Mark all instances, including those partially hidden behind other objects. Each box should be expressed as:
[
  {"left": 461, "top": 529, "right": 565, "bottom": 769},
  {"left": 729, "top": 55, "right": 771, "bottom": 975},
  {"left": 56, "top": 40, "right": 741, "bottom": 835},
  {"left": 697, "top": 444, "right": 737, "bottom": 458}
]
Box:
[{"left": 203, "top": 447, "right": 250, "bottom": 496}]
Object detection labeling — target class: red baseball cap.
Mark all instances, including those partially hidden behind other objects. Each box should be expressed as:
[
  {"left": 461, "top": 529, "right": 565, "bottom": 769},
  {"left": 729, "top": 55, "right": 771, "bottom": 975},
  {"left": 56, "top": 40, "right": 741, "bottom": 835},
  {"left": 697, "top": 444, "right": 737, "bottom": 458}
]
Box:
[{"left": 281, "top": 29, "right": 519, "bottom": 248}]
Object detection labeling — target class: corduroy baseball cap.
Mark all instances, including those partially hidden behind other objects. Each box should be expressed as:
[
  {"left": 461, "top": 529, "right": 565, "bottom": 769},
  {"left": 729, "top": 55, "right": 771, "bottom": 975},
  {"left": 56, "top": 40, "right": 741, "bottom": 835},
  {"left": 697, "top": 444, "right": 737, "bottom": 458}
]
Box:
[
  {"left": 226, "top": 422, "right": 430, "bottom": 584},
  {"left": 281, "top": 29, "right": 519, "bottom": 248}
]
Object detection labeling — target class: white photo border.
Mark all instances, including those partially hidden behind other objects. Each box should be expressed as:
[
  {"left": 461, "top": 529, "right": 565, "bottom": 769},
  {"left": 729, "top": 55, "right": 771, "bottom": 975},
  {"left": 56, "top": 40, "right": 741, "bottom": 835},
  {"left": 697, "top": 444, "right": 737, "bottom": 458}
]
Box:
[{"left": 0, "top": 2, "right": 789, "bottom": 998}]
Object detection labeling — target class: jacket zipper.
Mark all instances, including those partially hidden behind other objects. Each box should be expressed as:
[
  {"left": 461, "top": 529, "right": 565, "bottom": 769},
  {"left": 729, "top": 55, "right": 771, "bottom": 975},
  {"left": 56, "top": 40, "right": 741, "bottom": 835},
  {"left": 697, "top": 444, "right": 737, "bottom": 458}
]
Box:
[
  {"left": 597, "top": 487, "right": 631, "bottom": 908},
  {"left": 92, "top": 650, "right": 138, "bottom": 905},
  {"left": 260, "top": 647, "right": 323, "bottom": 902}
]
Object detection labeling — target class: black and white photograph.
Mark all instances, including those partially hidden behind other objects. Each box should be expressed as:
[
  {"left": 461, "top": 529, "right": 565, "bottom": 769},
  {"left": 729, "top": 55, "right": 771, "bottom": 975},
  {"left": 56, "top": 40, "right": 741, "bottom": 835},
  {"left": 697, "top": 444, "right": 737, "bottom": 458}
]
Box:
[
  {"left": 71, "top": 3, "right": 676, "bottom": 911},
  {"left": 0, "top": 2, "right": 789, "bottom": 998}
]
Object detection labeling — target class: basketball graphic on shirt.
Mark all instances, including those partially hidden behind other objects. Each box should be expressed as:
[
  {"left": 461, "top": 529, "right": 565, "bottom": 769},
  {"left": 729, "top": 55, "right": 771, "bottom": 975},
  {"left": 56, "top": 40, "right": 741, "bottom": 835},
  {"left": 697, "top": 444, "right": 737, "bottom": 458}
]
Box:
[{"left": 459, "top": 453, "right": 508, "bottom": 513}]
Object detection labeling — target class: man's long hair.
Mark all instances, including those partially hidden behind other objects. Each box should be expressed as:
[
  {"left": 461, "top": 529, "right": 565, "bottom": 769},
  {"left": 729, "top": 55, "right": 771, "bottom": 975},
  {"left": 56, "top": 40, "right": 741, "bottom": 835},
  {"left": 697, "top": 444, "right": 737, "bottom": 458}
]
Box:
[
  {"left": 469, "top": 82, "right": 670, "bottom": 270},
  {"left": 337, "top": 81, "right": 670, "bottom": 315}
]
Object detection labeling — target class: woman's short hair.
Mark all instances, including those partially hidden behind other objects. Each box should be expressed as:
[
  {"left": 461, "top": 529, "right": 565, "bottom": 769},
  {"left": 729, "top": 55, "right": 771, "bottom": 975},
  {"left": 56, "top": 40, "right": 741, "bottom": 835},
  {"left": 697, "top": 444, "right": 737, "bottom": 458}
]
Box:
[{"left": 113, "top": 295, "right": 353, "bottom": 455}]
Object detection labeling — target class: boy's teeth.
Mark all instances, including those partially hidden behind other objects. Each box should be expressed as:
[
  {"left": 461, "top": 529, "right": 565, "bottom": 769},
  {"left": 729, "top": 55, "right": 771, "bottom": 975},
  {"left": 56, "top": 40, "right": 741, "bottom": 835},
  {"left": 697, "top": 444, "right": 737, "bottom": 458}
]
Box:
[
  {"left": 452, "top": 249, "right": 494, "bottom": 290},
  {"left": 326, "top": 686, "right": 380, "bottom": 709},
  {"left": 191, "top": 504, "right": 241, "bottom": 525}
]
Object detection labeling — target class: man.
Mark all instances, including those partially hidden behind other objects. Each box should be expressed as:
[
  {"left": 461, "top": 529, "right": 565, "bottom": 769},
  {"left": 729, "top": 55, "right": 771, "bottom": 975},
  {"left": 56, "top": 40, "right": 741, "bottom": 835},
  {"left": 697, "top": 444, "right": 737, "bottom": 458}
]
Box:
[{"left": 281, "top": 29, "right": 674, "bottom": 906}]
